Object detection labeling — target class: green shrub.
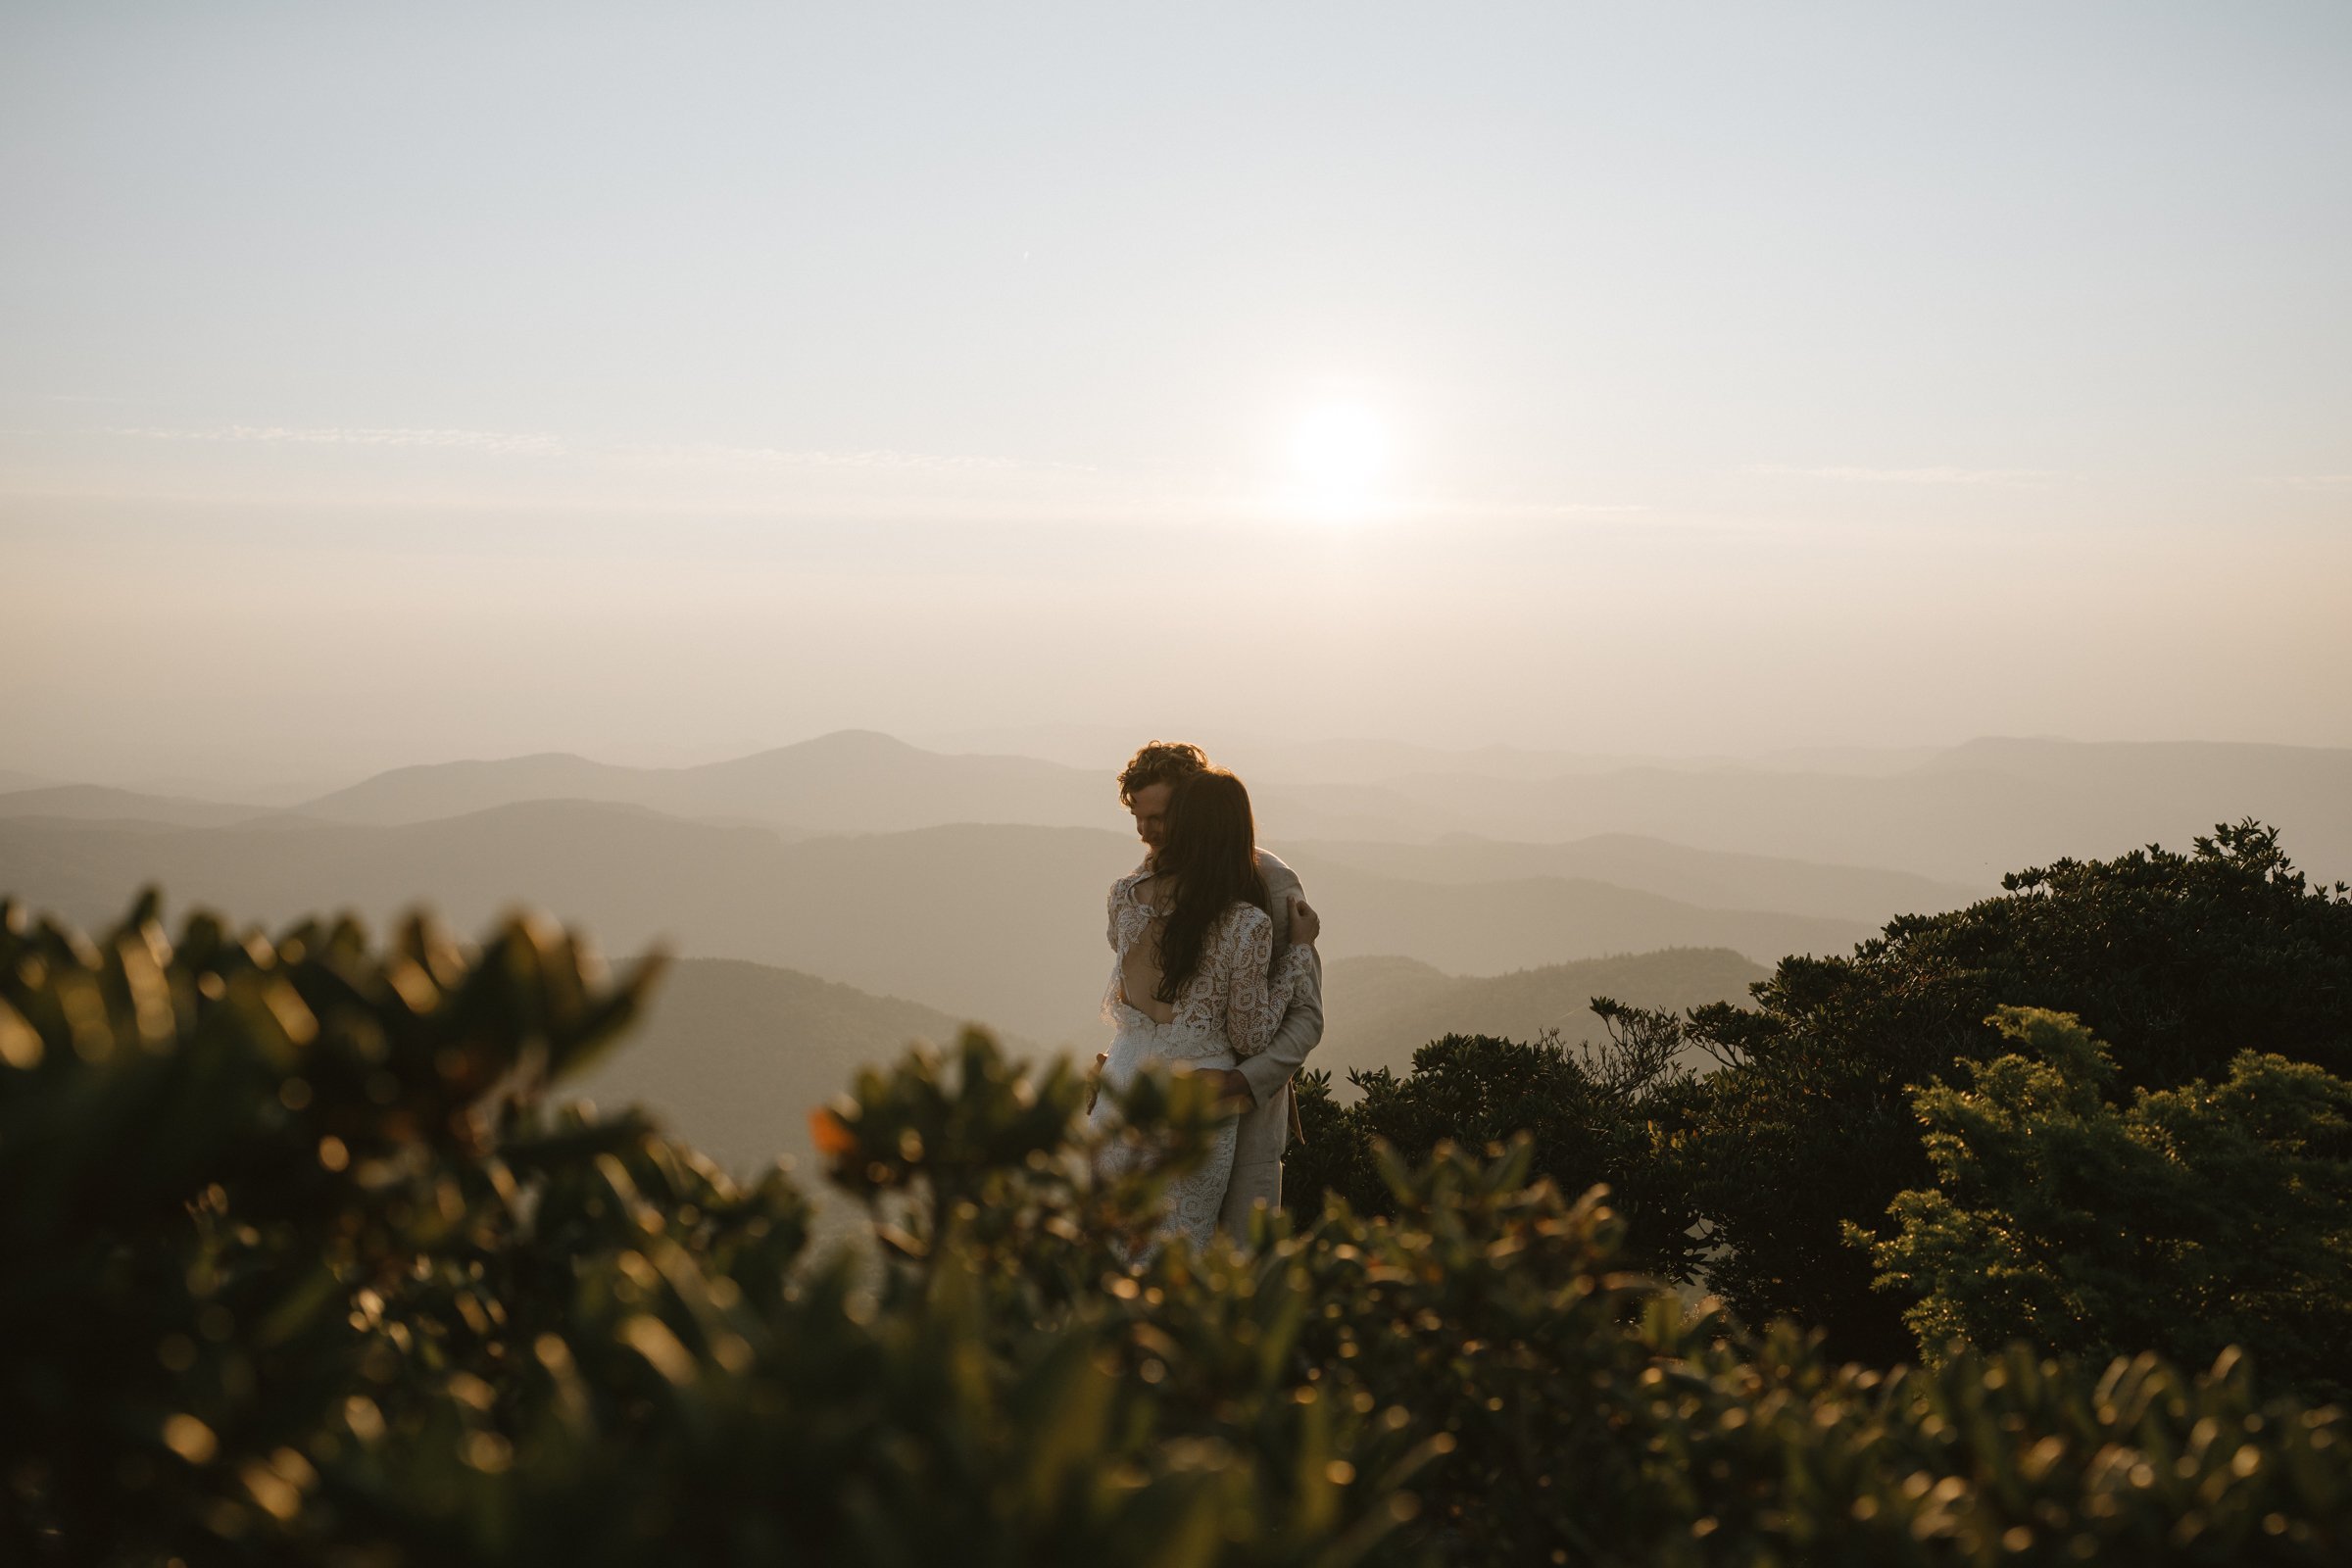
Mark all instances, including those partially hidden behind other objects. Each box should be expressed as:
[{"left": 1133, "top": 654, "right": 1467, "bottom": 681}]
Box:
[
  {"left": 1680, "top": 821, "right": 2352, "bottom": 1360},
  {"left": 4, "top": 892, "right": 2348, "bottom": 1565},
  {"left": 1862, "top": 1006, "right": 2352, "bottom": 1400},
  {"left": 1284, "top": 999, "right": 1709, "bottom": 1284}
]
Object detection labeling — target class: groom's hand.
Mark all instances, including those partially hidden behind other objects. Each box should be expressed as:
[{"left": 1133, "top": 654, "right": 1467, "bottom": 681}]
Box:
[{"left": 1208, "top": 1068, "right": 1255, "bottom": 1106}]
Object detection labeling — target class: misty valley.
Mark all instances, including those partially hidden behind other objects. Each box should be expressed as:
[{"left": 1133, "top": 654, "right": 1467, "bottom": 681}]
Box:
[
  {"left": 8, "top": 727, "right": 2347, "bottom": 1055},
  {"left": 11, "top": 729, "right": 2350, "bottom": 1173}
]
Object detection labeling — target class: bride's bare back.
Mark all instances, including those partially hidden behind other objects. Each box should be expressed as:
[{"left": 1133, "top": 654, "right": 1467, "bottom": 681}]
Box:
[{"left": 1117, "top": 872, "right": 1177, "bottom": 1024}]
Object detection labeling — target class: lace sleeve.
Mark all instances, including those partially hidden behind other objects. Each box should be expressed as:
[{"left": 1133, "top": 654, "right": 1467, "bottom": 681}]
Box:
[
  {"left": 1221, "top": 906, "right": 1314, "bottom": 1059},
  {"left": 1106, "top": 872, "right": 1153, "bottom": 955}
]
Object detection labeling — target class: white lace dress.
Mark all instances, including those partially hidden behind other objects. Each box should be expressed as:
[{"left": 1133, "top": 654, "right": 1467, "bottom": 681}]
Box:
[{"left": 1089, "top": 870, "right": 1316, "bottom": 1250}]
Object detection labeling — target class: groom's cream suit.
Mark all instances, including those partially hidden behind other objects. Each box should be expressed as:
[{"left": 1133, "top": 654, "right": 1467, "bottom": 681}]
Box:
[{"left": 1219, "top": 849, "right": 1325, "bottom": 1233}]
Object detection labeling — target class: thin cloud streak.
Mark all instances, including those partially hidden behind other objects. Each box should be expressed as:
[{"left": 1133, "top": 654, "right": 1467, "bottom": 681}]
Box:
[
  {"left": 108, "top": 424, "right": 569, "bottom": 457},
  {"left": 37, "top": 422, "right": 1654, "bottom": 528},
  {"left": 609, "top": 441, "right": 1095, "bottom": 475},
  {"left": 1750, "top": 465, "right": 2059, "bottom": 486},
  {"left": 91, "top": 425, "right": 1092, "bottom": 474}
]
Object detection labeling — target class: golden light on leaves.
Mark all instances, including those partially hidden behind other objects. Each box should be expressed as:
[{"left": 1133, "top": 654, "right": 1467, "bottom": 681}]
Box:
[
  {"left": 619, "top": 1314, "right": 698, "bottom": 1385},
  {"left": 808, "top": 1105, "right": 858, "bottom": 1160},
  {"left": 161, "top": 1413, "right": 218, "bottom": 1465},
  {"left": 0, "top": 1000, "right": 41, "bottom": 1069}
]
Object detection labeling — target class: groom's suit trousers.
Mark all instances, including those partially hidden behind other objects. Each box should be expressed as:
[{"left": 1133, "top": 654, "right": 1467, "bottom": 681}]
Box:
[{"left": 1217, "top": 850, "right": 1325, "bottom": 1236}]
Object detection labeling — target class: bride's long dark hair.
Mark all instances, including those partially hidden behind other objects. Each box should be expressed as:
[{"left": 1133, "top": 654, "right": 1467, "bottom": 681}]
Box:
[{"left": 1152, "top": 767, "right": 1270, "bottom": 1004}]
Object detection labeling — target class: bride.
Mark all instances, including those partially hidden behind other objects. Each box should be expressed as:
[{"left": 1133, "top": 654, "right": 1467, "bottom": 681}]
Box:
[{"left": 1088, "top": 765, "right": 1320, "bottom": 1250}]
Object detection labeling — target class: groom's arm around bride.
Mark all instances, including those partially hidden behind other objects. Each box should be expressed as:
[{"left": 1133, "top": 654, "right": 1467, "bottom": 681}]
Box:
[{"left": 1217, "top": 846, "right": 1323, "bottom": 1234}]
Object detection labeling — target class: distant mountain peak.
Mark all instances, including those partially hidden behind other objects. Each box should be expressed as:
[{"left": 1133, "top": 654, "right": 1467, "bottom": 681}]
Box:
[
  {"left": 686, "top": 729, "right": 935, "bottom": 781},
  {"left": 791, "top": 729, "right": 924, "bottom": 756}
]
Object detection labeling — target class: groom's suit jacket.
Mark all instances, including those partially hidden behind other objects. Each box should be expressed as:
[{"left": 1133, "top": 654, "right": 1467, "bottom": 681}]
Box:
[{"left": 1218, "top": 848, "right": 1325, "bottom": 1234}]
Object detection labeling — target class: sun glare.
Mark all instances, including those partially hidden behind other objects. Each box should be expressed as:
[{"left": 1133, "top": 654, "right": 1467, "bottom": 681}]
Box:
[{"left": 1289, "top": 402, "right": 1389, "bottom": 517}]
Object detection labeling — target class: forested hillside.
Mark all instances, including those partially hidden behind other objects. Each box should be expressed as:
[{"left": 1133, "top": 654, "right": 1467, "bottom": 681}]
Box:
[{"left": 1294, "top": 821, "right": 2352, "bottom": 1384}]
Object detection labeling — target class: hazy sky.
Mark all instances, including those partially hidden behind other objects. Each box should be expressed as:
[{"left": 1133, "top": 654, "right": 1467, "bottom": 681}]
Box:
[{"left": 4, "top": 2, "right": 2348, "bottom": 789}]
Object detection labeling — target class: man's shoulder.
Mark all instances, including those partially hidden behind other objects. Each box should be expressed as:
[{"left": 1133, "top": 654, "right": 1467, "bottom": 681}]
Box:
[{"left": 1255, "top": 847, "right": 1301, "bottom": 891}]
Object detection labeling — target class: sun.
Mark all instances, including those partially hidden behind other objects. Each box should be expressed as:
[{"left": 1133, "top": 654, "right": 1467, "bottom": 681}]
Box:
[{"left": 1289, "top": 402, "right": 1389, "bottom": 517}]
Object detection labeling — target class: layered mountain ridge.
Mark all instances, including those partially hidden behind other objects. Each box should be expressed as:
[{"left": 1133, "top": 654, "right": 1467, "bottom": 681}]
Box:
[{"left": 10, "top": 730, "right": 2340, "bottom": 885}]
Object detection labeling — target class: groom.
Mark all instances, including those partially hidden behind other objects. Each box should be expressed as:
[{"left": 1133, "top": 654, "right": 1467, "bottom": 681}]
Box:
[{"left": 1116, "top": 741, "right": 1325, "bottom": 1233}]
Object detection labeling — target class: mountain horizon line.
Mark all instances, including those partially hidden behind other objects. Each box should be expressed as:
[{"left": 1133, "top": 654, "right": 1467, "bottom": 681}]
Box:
[{"left": 10, "top": 727, "right": 2352, "bottom": 818}]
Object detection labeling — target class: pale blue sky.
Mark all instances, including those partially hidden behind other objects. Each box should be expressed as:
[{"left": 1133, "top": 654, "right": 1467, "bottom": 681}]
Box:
[{"left": 2, "top": 3, "right": 2347, "bottom": 786}]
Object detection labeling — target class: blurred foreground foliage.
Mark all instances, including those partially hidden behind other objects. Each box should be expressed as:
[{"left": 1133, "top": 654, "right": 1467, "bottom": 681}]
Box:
[{"left": 3, "top": 889, "right": 2349, "bottom": 1565}]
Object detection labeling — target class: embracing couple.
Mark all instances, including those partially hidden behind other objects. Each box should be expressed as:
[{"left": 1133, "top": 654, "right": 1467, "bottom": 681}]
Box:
[{"left": 1085, "top": 741, "right": 1325, "bottom": 1250}]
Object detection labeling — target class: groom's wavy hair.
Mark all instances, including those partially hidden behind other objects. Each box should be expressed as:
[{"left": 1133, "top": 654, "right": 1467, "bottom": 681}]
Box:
[
  {"left": 1117, "top": 740, "right": 1210, "bottom": 805},
  {"left": 1152, "top": 767, "right": 1271, "bottom": 1004}
]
